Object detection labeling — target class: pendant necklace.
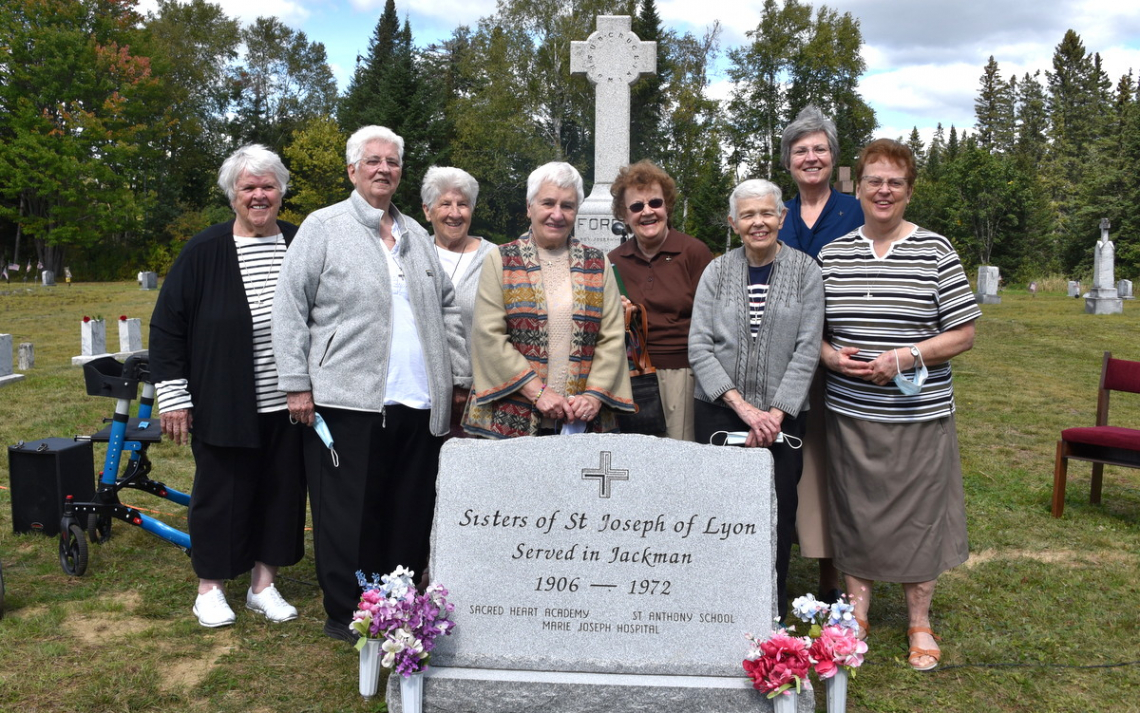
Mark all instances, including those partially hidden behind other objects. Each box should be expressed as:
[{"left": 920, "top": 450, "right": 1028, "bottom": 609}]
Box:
[{"left": 238, "top": 236, "right": 282, "bottom": 306}]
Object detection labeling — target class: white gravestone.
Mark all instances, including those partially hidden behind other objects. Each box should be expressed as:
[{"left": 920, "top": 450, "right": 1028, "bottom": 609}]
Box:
[
  {"left": 976, "top": 266, "right": 1001, "bottom": 305},
  {"left": 1117, "top": 279, "right": 1133, "bottom": 299},
  {"left": 389, "top": 434, "right": 811, "bottom": 713},
  {"left": 0, "top": 334, "right": 26, "bottom": 387},
  {"left": 41, "top": 270, "right": 55, "bottom": 286},
  {"left": 18, "top": 342, "right": 34, "bottom": 370},
  {"left": 570, "top": 16, "right": 655, "bottom": 255},
  {"left": 72, "top": 319, "right": 112, "bottom": 366},
  {"left": 116, "top": 317, "right": 144, "bottom": 357},
  {"left": 139, "top": 271, "right": 158, "bottom": 290},
  {"left": 1085, "top": 218, "right": 1123, "bottom": 314},
  {"left": 1067, "top": 280, "right": 1081, "bottom": 298}
]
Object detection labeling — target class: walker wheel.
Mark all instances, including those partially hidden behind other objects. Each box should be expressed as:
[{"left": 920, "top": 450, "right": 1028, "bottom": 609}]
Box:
[
  {"left": 59, "top": 523, "right": 89, "bottom": 576},
  {"left": 86, "top": 513, "right": 112, "bottom": 544}
]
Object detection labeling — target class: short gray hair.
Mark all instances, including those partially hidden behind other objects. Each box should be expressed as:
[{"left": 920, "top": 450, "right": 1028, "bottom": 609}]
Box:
[
  {"left": 346, "top": 125, "right": 404, "bottom": 167},
  {"left": 217, "top": 144, "right": 289, "bottom": 202},
  {"left": 780, "top": 105, "right": 840, "bottom": 171},
  {"left": 421, "top": 166, "right": 479, "bottom": 209},
  {"left": 729, "top": 179, "right": 785, "bottom": 222},
  {"left": 526, "top": 162, "right": 584, "bottom": 207}
]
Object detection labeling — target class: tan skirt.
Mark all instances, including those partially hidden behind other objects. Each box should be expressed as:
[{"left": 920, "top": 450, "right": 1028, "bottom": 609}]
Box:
[
  {"left": 795, "top": 372, "right": 832, "bottom": 557},
  {"left": 825, "top": 411, "right": 968, "bottom": 583}
]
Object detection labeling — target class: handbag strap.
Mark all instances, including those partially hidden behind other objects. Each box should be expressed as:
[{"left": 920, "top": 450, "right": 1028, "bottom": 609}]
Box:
[{"left": 624, "top": 303, "right": 656, "bottom": 376}]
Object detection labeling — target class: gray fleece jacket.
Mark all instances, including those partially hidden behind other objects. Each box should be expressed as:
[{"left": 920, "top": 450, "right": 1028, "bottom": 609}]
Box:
[
  {"left": 272, "top": 191, "right": 472, "bottom": 436},
  {"left": 688, "top": 243, "right": 823, "bottom": 417}
]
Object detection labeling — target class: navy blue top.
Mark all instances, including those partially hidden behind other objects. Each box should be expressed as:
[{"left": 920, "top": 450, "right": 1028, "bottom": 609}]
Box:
[{"left": 778, "top": 190, "right": 864, "bottom": 259}]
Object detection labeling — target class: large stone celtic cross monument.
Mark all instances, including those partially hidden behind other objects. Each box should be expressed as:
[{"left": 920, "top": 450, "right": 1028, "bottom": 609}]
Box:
[{"left": 570, "top": 15, "right": 655, "bottom": 254}]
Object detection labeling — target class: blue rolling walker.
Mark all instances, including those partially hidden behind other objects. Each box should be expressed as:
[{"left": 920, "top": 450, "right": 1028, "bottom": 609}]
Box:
[{"left": 58, "top": 353, "right": 191, "bottom": 576}]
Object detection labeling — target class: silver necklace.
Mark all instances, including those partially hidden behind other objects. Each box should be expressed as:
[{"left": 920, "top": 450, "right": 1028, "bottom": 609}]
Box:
[{"left": 237, "top": 236, "right": 282, "bottom": 305}]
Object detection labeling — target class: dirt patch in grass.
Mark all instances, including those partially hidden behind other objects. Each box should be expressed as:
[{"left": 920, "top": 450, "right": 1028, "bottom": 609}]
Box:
[
  {"left": 962, "top": 548, "right": 1138, "bottom": 568},
  {"left": 160, "top": 636, "right": 236, "bottom": 692}
]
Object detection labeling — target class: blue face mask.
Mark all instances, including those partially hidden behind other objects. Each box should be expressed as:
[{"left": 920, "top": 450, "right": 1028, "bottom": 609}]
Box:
[
  {"left": 313, "top": 412, "right": 340, "bottom": 468},
  {"left": 892, "top": 348, "right": 928, "bottom": 396}
]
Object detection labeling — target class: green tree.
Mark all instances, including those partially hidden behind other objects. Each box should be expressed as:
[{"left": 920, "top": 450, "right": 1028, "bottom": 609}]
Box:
[
  {"left": 280, "top": 115, "right": 349, "bottom": 225},
  {"left": 974, "top": 56, "right": 1015, "bottom": 151},
  {"left": 0, "top": 0, "right": 168, "bottom": 275},
  {"left": 338, "top": 0, "right": 401, "bottom": 133},
  {"left": 629, "top": 0, "right": 668, "bottom": 163},
  {"left": 228, "top": 17, "right": 337, "bottom": 155}
]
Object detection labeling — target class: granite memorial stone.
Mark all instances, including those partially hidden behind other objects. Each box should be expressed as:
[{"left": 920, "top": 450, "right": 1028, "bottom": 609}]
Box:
[
  {"left": 41, "top": 270, "right": 55, "bottom": 287},
  {"left": 570, "top": 16, "right": 655, "bottom": 255},
  {"left": 387, "top": 434, "right": 810, "bottom": 713},
  {"left": 1085, "top": 218, "right": 1123, "bottom": 314},
  {"left": 72, "top": 318, "right": 111, "bottom": 366},
  {"left": 139, "top": 271, "right": 158, "bottom": 290},
  {"left": 1068, "top": 280, "right": 1081, "bottom": 298},
  {"left": 976, "top": 266, "right": 1001, "bottom": 305},
  {"left": 18, "top": 342, "right": 34, "bottom": 371},
  {"left": 116, "top": 317, "right": 144, "bottom": 357},
  {"left": 1117, "top": 279, "right": 1133, "bottom": 299},
  {"left": 0, "top": 334, "right": 26, "bottom": 387}
]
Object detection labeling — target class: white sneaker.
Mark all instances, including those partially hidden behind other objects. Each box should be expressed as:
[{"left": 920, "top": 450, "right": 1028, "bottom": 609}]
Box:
[
  {"left": 246, "top": 584, "right": 298, "bottom": 623},
  {"left": 193, "top": 586, "right": 236, "bottom": 628}
]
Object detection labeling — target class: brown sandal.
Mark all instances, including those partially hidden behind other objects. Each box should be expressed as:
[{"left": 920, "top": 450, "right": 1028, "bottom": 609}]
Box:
[
  {"left": 906, "top": 626, "right": 942, "bottom": 671},
  {"left": 855, "top": 617, "right": 870, "bottom": 639}
]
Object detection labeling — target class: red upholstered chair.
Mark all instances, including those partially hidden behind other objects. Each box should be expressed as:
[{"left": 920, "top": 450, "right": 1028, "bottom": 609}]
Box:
[{"left": 1052, "top": 351, "right": 1140, "bottom": 517}]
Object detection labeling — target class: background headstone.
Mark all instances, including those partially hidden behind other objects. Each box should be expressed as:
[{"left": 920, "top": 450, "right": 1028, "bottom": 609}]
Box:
[
  {"left": 1117, "top": 279, "right": 1133, "bottom": 299},
  {"left": 976, "top": 266, "right": 1001, "bottom": 304},
  {"left": 835, "top": 166, "right": 854, "bottom": 194},
  {"left": 570, "top": 16, "right": 655, "bottom": 255},
  {"left": 0, "top": 334, "right": 26, "bottom": 387},
  {"left": 18, "top": 342, "right": 34, "bottom": 370},
  {"left": 116, "top": 317, "right": 144, "bottom": 357},
  {"left": 41, "top": 270, "right": 55, "bottom": 287},
  {"left": 72, "top": 319, "right": 112, "bottom": 366},
  {"left": 1068, "top": 280, "right": 1081, "bottom": 298},
  {"left": 390, "top": 434, "right": 810, "bottom": 713},
  {"left": 1085, "top": 218, "right": 1123, "bottom": 314},
  {"left": 139, "top": 271, "right": 158, "bottom": 290}
]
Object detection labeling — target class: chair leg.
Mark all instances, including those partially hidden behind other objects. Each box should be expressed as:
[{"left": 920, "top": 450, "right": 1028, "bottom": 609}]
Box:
[
  {"left": 1052, "top": 441, "right": 1068, "bottom": 518},
  {"left": 1090, "top": 462, "right": 1104, "bottom": 505}
]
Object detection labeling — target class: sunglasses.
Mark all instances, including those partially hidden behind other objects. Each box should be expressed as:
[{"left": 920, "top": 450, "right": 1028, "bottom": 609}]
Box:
[{"left": 628, "top": 197, "right": 664, "bottom": 214}]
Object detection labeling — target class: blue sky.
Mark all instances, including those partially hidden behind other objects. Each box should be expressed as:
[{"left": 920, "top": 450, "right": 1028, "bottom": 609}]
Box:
[{"left": 142, "top": 0, "right": 1140, "bottom": 145}]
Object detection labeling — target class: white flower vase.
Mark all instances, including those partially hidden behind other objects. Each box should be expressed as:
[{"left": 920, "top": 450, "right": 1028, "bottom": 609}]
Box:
[
  {"left": 358, "top": 639, "right": 382, "bottom": 698},
  {"left": 772, "top": 690, "right": 798, "bottom": 713},
  {"left": 826, "top": 668, "right": 849, "bottom": 713},
  {"left": 400, "top": 670, "right": 424, "bottom": 713}
]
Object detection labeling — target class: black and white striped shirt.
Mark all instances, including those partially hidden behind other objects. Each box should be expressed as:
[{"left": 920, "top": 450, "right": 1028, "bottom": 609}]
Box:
[
  {"left": 156, "top": 233, "right": 287, "bottom": 415},
  {"left": 818, "top": 227, "right": 981, "bottom": 422}
]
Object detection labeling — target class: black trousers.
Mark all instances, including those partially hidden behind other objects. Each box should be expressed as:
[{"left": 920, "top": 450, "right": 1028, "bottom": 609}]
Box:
[
  {"left": 188, "top": 410, "right": 307, "bottom": 580},
  {"left": 306, "top": 405, "right": 444, "bottom": 625},
  {"left": 694, "top": 400, "right": 806, "bottom": 621}
]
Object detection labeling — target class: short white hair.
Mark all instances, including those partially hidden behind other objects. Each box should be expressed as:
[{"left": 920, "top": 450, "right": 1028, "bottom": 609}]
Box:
[
  {"left": 729, "top": 179, "right": 785, "bottom": 221},
  {"left": 421, "top": 166, "right": 479, "bottom": 209},
  {"left": 526, "top": 162, "right": 584, "bottom": 207},
  {"left": 217, "top": 144, "right": 289, "bottom": 202},
  {"left": 346, "top": 125, "right": 404, "bottom": 166}
]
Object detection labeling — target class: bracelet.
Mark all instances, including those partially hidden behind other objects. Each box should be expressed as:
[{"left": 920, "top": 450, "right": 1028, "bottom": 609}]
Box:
[{"left": 532, "top": 384, "right": 546, "bottom": 404}]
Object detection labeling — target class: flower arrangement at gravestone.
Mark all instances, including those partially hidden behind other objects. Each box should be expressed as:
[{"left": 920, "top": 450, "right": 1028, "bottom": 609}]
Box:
[
  {"left": 744, "top": 593, "right": 867, "bottom": 712},
  {"left": 351, "top": 566, "right": 455, "bottom": 702}
]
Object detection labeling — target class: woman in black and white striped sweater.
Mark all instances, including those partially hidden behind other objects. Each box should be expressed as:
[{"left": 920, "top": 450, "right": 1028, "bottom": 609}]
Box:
[{"left": 150, "top": 145, "right": 306, "bottom": 629}]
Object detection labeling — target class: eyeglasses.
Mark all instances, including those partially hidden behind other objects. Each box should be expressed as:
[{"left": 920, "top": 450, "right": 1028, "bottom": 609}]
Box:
[
  {"left": 628, "top": 197, "right": 664, "bottom": 214},
  {"left": 861, "top": 176, "right": 908, "bottom": 191}
]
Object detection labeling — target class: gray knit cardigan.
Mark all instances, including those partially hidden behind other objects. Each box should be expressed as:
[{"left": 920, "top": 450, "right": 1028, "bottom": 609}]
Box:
[{"left": 688, "top": 243, "right": 823, "bottom": 417}]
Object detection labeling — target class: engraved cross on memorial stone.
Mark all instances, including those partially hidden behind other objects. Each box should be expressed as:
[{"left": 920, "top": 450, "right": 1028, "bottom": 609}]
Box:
[
  {"left": 581, "top": 451, "right": 628, "bottom": 498},
  {"left": 570, "top": 15, "right": 655, "bottom": 254}
]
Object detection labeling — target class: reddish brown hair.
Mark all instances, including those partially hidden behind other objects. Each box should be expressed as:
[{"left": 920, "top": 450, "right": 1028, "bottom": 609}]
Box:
[
  {"left": 609, "top": 160, "right": 678, "bottom": 223},
  {"left": 855, "top": 139, "right": 917, "bottom": 187}
]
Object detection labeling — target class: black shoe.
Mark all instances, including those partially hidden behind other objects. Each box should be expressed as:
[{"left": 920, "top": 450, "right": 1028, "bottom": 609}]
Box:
[
  {"left": 323, "top": 618, "right": 359, "bottom": 643},
  {"left": 820, "top": 588, "right": 844, "bottom": 605}
]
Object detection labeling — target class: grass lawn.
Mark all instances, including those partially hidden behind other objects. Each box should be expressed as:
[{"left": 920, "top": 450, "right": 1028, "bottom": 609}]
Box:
[{"left": 1, "top": 281, "right": 1139, "bottom": 712}]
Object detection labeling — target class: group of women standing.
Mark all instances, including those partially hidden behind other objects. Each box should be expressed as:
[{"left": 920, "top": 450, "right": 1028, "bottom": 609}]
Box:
[{"left": 149, "top": 110, "right": 979, "bottom": 672}]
